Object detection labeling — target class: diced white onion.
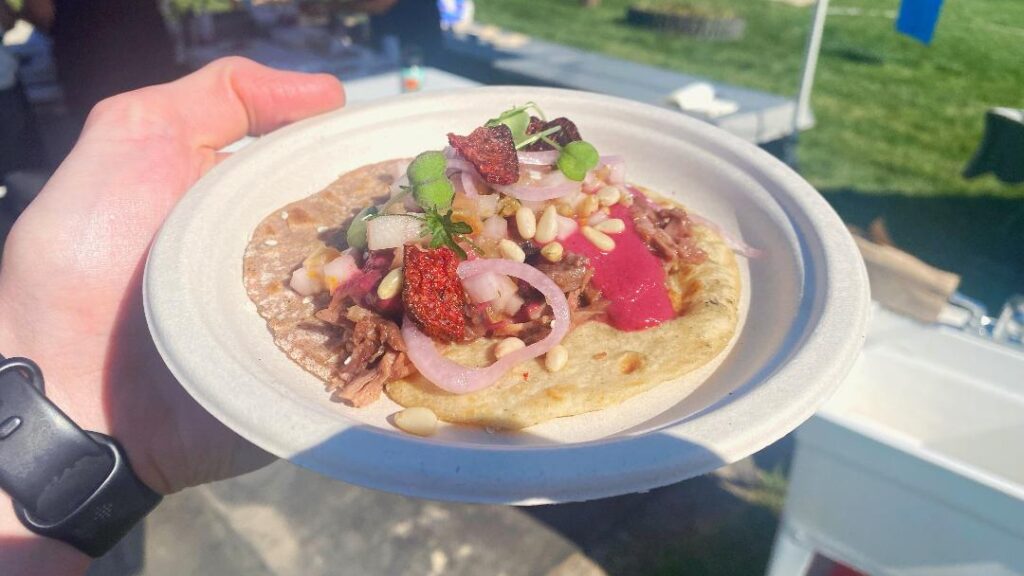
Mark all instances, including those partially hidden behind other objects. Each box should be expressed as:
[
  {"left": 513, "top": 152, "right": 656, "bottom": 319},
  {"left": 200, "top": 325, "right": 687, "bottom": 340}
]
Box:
[
  {"left": 290, "top": 268, "right": 323, "bottom": 296},
  {"left": 323, "top": 253, "right": 360, "bottom": 292},
  {"left": 482, "top": 215, "right": 509, "bottom": 239},
  {"left": 366, "top": 215, "right": 425, "bottom": 250},
  {"left": 463, "top": 271, "right": 502, "bottom": 303},
  {"left": 501, "top": 293, "right": 525, "bottom": 316},
  {"left": 476, "top": 194, "right": 499, "bottom": 218},
  {"left": 556, "top": 215, "right": 579, "bottom": 241},
  {"left": 487, "top": 272, "right": 520, "bottom": 313},
  {"left": 495, "top": 274, "right": 519, "bottom": 301}
]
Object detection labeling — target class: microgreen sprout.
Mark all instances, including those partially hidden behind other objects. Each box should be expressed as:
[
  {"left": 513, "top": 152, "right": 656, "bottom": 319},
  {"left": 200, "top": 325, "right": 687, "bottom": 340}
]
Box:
[
  {"left": 408, "top": 150, "right": 447, "bottom": 185},
  {"left": 515, "top": 125, "right": 562, "bottom": 151},
  {"left": 406, "top": 150, "right": 455, "bottom": 211},
  {"left": 486, "top": 102, "right": 549, "bottom": 148},
  {"left": 556, "top": 141, "right": 600, "bottom": 181}
]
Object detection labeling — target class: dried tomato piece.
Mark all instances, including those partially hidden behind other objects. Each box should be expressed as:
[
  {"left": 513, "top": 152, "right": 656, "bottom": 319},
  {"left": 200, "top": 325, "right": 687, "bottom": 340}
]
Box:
[
  {"left": 447, "top": 125, "right": 519, "bottom": 185},
  {"left": 402, "top": 245, "right": 467, "bottom": 342},
  {"left": 526, "top": 116, "right": 546, "bottom": 137},
  {"left": 523, "top": 116, "right": 583, "bottom": 151}
]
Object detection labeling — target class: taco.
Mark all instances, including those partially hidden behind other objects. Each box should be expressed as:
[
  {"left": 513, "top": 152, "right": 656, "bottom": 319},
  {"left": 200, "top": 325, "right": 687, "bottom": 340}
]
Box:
[{"left": 243, "top": 104, "right": 743, "bottom": 431}]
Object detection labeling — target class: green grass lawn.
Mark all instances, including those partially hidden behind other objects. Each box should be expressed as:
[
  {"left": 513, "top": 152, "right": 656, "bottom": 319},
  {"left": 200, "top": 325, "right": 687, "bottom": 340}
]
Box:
[{"left": 475, "top": 0, "right": 1024, "bottom": 307}]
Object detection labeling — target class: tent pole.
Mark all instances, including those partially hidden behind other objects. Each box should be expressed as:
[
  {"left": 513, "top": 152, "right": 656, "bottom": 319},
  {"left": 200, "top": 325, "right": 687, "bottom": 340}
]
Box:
[{"left": 788, "top": 0, "right": 830, "bottom": 166}]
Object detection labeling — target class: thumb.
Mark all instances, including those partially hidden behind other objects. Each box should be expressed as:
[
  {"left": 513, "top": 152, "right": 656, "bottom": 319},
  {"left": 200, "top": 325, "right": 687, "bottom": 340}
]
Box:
[{"left": 81, "top": 56, "right": 346, "bottom": 152}]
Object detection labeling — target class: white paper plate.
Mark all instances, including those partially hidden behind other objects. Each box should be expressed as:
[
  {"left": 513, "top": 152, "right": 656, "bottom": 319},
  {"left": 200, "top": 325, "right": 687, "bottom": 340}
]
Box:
[{"left": 145, "top": 87, "right": 869, "bottom": 504}]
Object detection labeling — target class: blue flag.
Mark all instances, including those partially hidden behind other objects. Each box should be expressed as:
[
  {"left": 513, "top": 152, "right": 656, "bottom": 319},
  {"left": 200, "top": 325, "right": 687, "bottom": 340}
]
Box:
[{"left": 896, "top": 0, "right": 945, "bottom": 44}]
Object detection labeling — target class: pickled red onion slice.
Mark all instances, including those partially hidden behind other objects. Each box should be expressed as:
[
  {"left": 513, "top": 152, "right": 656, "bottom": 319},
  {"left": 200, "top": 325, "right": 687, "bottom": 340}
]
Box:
[
  {"left": 460, "top": 171, "right": 481, "bottom": 197},
  {"left": 401, "top": 259, "right": 571, "bottom": 394},
  {"left": 446, "top": 157, "right": 480, "bottom": 177},
  {"left": 517, "top": 150, "right": 560, "bottom": 165},
  {"left": 493, "top": 170, "right": 580, "bottom": 201}
]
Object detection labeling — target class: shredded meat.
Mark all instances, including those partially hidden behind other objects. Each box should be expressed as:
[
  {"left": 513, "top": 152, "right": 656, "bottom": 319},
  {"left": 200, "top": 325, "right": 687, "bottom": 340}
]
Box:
[
  {"left": 535, "top": 253, "right": 594, "bottom": 293},
  {"left": 315, "top": 301, "right": 413, "bottom": 407},
  {"left": 534, "top": 252, "right": 608, "bottom": 327},
  {"left": 629, "top": 199, "right": 707, "bottom": 265},
  {"left": 567, "top": 287, "right": 609, "bottom": 328},
  {"left": 491, "top": 315, "right": 553, "bottom": 345}
]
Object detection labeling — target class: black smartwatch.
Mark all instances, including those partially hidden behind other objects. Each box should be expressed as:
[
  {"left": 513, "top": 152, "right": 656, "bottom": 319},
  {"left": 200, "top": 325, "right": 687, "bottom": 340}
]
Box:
[{"left": 0, "top": 355, "right": 162, "bottom": 557}]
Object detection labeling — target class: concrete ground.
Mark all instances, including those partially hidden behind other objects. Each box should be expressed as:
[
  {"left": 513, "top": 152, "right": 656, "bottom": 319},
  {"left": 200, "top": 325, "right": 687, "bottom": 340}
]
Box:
[{"left": 84, "top": 437, "right": 792, "bottom": 576}]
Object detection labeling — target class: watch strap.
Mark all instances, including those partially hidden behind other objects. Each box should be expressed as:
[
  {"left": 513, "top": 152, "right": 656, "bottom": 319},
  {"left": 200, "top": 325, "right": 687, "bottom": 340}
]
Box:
[
  {"left": 15, "top": 432, "right": 163, "bottom": 557},
  {"left": 0, "top": 357, "right": 162, "bottom": 557}
]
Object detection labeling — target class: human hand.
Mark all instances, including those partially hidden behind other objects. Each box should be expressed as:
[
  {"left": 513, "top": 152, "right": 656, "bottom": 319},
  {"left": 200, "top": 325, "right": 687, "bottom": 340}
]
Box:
[{"left": 0, "top": 57, "right": 344, "bottom": 568}]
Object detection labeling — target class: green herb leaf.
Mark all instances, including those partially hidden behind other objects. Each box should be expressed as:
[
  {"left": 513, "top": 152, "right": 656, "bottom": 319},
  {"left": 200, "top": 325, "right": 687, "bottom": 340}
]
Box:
[
  {"left": 557, "top": 140, "right": 600, "bottom": 181},
  {"left": 421, "top": 208, "right": 470, "bottom": 259},
  {"left": 448, "top": 220, "right": 473, "bottom": 235}
]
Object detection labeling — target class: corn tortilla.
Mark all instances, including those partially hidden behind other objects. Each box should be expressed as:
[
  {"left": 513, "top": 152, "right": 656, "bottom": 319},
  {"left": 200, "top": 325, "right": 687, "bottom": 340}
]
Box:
[{"left": 244, "top": 159, "right": 740, "bottom": 429}]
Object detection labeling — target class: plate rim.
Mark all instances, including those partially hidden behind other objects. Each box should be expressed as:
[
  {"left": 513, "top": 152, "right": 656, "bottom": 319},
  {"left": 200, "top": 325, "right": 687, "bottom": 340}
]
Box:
[{"left": 145, "top": 85, "right": 869, "bottom": 504}]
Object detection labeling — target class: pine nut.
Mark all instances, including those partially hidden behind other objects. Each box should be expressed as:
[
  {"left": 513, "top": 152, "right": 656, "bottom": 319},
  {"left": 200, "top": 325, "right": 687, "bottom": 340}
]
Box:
[
  {"left": 582, "top": 226, "right": 615, "bottom": 252},
  {"left": 498, "top": 239, "right": 526, "bottom": 262},
  {"left": 394, "top": 407, "right": 438, "bottom": 436},
  {"left": 545, "top": 345, "right": 568, "bottom": 372},
  {"left": 578, "top": 194, "right": 600, "bottom": 218},
  {"left": 540, "top": 241, "right": 564, "bottom": 262},
  {"left": 498, "top": 196, "right": 521, "bottom": 217},
  {"left": 494, "top": 337, "right": 526, "bottom": 359},
  {"left": 594, "top": 218, "right": 626, "bottom": 234},
  {"left": 534, "top": 205, "right": 558, "bottom": 244},
  {"left": 596, "top": 186, "right": 621, "bottom": 206},
  {"left": 376, "top": 267, "right": 404, "bottom": 299},
  {"left": 515, "top": 206, "right": 536, "bottom": 239}
]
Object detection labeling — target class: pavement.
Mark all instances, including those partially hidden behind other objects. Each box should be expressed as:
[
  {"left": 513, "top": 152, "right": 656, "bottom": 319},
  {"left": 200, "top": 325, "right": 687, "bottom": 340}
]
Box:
[{"left": 84, "top": 437, "right": 792, "bottom": 576}]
